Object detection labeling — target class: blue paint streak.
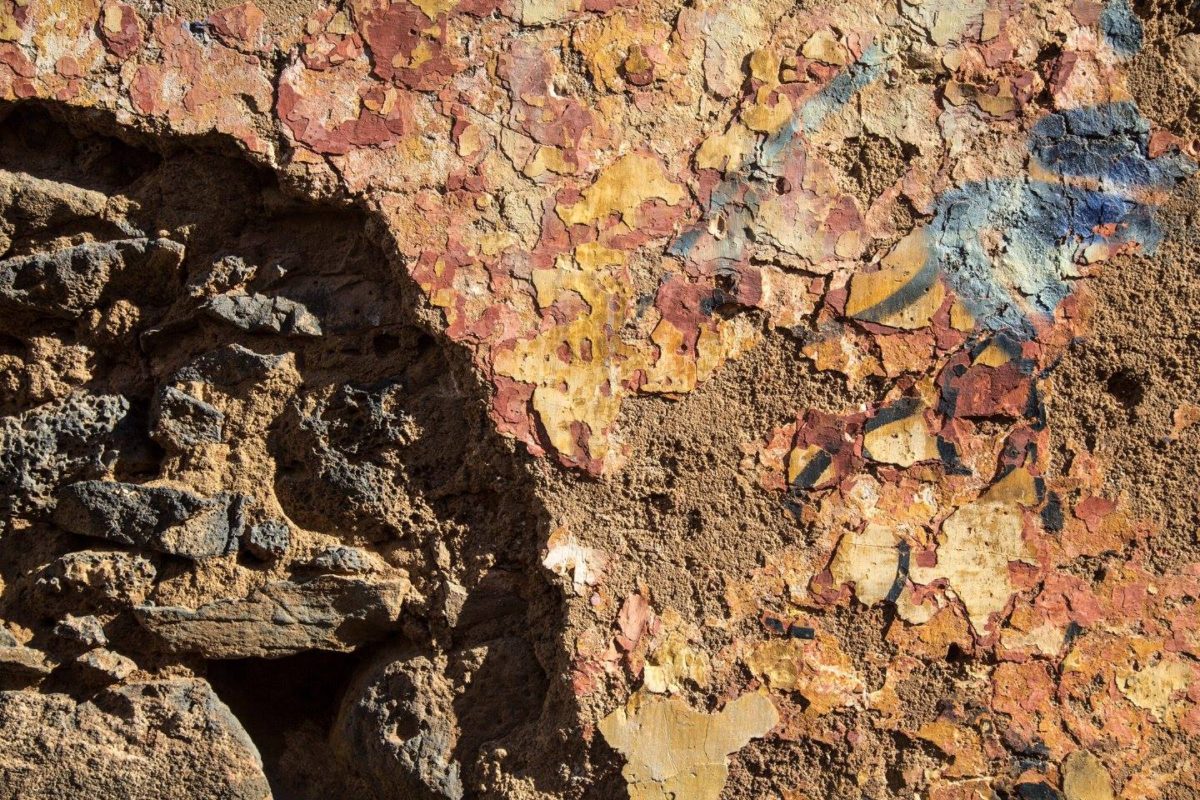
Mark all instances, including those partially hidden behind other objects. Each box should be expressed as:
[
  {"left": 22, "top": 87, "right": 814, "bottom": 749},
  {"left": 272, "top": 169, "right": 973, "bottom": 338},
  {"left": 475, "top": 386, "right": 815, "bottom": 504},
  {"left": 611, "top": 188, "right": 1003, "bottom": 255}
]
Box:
[
  {"left": 761, "top": 45, "right": 889, "bottom": 170},
  {"left": 670, "top": 47, "right": 888, "bottom": 264},
  {"left": 666, "top": 50, "right": 1193, "bottom": 343}
]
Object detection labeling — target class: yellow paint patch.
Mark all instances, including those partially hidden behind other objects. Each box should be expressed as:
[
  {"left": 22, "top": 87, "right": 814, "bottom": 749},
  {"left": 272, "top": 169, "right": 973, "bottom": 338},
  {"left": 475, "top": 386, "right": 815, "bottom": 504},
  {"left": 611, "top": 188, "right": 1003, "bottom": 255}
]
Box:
[
  {"left": 517, "top": 0, "right": 580, "bottom": 25},
  {"left": 493, "top": 242, "right": 640, "bottom": 470},
  {"left": 643, "top": 631, "right": 710, "bottom": 694},
  {"left": 802, "top": 29, "right": 849, "bottom": 65},
  {"left": 745, "top": 637, "right": 862, "bottom": 715},
  {"left": 599, "top": 691, "right": 778, "bottom": 800},
  {"left": 556, "top": 153, "right": 685, "bottom": 227},
  {"left": 983, "top": 467, "right": 1039, "bottom": 506},
  {"left": 1120, "top": 658, "right": 1192, "bottom": 720},
  {"left": 973, "top": 341, "right": 1013, "bottom": 367},
  {"left": 409, "top": 0, "right": 457, "bottom": 19},
  {"left": 846, "top": 230, "right": 945, "bottom": 330},
  {"left": 863, "top": 404, "right": 940, "bottom": 468},
  {"left": 695, "top": 123, "right": 756, "bottom": 173},
  {"left": 1062, "top": 751, "right": 1115, "bottom": 800}
]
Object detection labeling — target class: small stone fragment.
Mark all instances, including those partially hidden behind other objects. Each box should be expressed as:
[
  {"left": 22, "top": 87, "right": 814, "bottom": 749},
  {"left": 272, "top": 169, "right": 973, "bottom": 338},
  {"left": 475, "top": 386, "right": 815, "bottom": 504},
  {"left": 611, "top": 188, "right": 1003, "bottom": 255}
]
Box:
[
  {"left": 311, "top": 545, "right": 375, "bottom": 574},
  {"left": 73, "top": 648, "right": 137, "bottom": 685},
  {"left": 38, "top": 549, "right": 157, "bottom": 605},
  {"left": 171, "top": 345, "right": 288, "bottom": 387},
  {"left": 53, "top": 614, "right": 108, "bottom": 650},
  {"left": 243, "top": 518, "right": 291, "bottom": 561},
  {"left": 151, "top": 386, "right": 225, "bottom": 449},
  {"left": 0, "top": 392, "right": 131, "bottom": 516},
  {"left": 332, "top": 646, "right": 465, "bottom": 800}
]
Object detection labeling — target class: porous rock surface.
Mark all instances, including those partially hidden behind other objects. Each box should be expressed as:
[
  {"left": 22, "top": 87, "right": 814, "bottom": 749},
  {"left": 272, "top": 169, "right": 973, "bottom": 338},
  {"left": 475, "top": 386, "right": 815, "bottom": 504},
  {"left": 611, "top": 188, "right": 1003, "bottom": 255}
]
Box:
[{"left": 1, "top": 0, "right": 1200, "bottom": 799}]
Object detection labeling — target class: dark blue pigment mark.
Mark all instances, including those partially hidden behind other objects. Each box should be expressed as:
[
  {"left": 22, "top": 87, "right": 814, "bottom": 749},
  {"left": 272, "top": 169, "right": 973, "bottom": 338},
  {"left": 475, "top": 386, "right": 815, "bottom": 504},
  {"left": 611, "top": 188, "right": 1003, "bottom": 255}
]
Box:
[
  {"left": 929, "top": 179, "right": 1157, "bottom": 335},
  {"left": 933, "top": 102, "right": 1194, "bottom": 336},
  {"left": 1101, "top": 0, "right": 1144, "bottom": 57},
  {"left": 1030, "top": 102, "right": 1194, "bottom": 188},
  {"left": 884, "top": 540, "right": 911, "bottom": 604},
  {"left": 789, "top": 448, "right": 833, "bottom": 491}
]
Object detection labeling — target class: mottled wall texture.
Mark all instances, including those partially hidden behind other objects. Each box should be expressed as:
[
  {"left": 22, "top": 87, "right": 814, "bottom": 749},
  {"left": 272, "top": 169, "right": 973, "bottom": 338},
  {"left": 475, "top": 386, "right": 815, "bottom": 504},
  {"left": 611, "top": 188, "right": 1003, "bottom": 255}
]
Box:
[{"left": 1, "top": 0, "right": 1200, "bottom": 797}]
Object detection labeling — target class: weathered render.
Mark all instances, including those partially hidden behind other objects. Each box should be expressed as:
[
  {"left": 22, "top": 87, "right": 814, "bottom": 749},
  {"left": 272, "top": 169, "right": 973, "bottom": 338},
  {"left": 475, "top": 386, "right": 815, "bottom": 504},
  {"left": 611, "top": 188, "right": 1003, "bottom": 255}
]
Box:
[{"left": 1, "top": 0, "right": 1199, "bottom": 797}]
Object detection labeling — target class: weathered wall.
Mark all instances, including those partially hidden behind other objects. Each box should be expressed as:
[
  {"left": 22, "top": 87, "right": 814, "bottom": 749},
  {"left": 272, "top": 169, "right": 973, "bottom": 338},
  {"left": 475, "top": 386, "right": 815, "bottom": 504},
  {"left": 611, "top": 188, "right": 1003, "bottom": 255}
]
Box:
[{"left": 1, "top": 0, "right": 1200, "bottom": 798}]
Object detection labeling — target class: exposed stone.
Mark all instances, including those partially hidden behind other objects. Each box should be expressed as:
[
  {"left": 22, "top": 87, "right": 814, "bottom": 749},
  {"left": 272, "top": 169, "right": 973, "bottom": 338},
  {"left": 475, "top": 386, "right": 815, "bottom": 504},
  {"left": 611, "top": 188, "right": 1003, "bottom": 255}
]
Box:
[
  {"left": 332, "top": 635, "right": 547, "bottom": 800},
  {"left": 151, "top": 386, "right": 225, "bottom": 449},
  {"left": 171, "top": 345, "right": 288, "bottom": 388},
  {"left": 72, "top": 648, "right": 137, "bottom": 686},
  {"left": 311, "top": 545, "right": 374, "bottom": 574},
  {"left": 0, "top": 393, "right": 130, "bottom": 517},
  {"left": 333, "top": 646, "right": 465, "bottom": 800},
  {"left": 134, "top": 574, "right": 409, "bottom": 658},
  {"left": 53, "top": 481, "right": 238, "bottom": 560},
  {"left": 0, "top": 238, "right": 183, "bottom": 319},
  {"left": 0, "top": 680, "right": 271, "bottom": 799},
  {"left": 0, "top": 646, "right": 54, "bottom": 688},
  {"left": 0, "top": 169, "right": 108, "bottom": 257},
  {"left": 201, "top": 291, "right": 322, "bottom": 336},
  {"left": 37, "top": 549, "right": 158, "bottom": 606},
  {"left": 53, "top": 614, "right": 108, "bottom": 651}
]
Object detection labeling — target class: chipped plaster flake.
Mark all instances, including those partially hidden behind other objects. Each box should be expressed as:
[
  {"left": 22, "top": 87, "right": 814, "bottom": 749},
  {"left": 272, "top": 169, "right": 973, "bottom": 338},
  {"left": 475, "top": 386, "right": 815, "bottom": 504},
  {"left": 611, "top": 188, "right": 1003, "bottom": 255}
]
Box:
[
  {"left": 862, "top": 401, "right": 940, "bottom": 468},
  {"left": 542, "top": 527, "right": 608, "bottom": 594},
  {"left": 642, "top": 631, "right": 710, "bottom": 694},
  {"left": 846, "top": 230, "right": 945, "bottom": 330},
  {"left": 910, "top": 501, "right": 1034, "bottom": 634},
  {"left": 1063, "top": 751, "right": 1115, "bottom": 800},
  {"left": 695, "top": 123, "right": 756, "bottom": 172},
  {"left": 830, "top": 522, "right": 899, "bottom": 606},
  {"left": 1120, "top": 657, "right": 1193, "bottom": 720},
  {"left": 517, "top": 0, "right": 582, "bottom": 26},
  {"left": 492, "top": 242, "right": 641, "bottom": 470},
  {"left": 598, "top": 691, "right": 778, "bottom": 800},
  {"left": 745, "top": 637, "right": 863, "bottom": 715},
  {"left": 698, "top": 1, "right": 770, "bottom": 99}
]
